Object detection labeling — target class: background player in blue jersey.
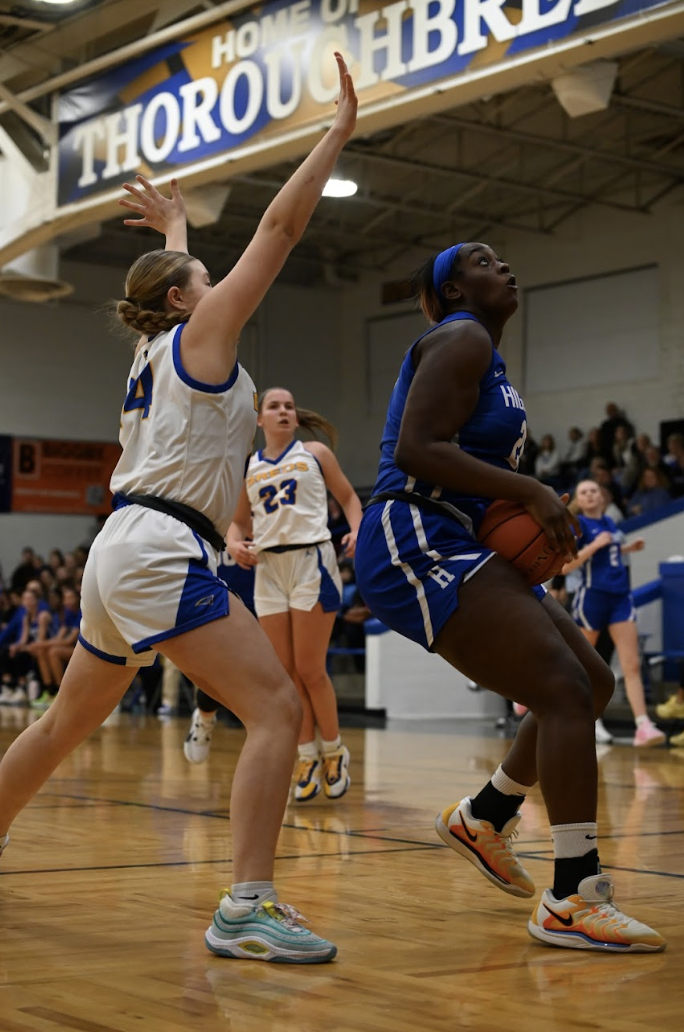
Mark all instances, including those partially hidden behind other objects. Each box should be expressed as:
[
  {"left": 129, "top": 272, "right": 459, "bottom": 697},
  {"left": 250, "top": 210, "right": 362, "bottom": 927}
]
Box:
[
  {"left": 563, "top": 479, "right": 664, "bottom": 748},
  {"left": 355, "top": 241, "right": 664, "bottom": 952}
]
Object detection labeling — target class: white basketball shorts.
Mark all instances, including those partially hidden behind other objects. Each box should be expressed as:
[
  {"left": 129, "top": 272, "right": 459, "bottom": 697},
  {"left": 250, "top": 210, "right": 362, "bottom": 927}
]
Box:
[
  {"left": 79, "top": 505, "right": 229, "bottom": 667},
  {"left": 254, "top": 540, "right": 342, "bottom": 617}
]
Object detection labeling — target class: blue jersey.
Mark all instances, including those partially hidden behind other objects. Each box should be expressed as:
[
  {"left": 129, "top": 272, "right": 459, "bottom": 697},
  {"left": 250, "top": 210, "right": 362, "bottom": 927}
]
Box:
[
  {"left": 372, "top": 312, "right": 528, "bottom": 534},
  {"left": 576, "top": 514, "right": 629, "bottom": 594}
]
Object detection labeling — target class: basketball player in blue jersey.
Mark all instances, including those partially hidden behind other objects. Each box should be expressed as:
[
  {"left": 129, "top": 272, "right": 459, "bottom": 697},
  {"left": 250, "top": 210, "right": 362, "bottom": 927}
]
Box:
[
  {"left": 0, "top": 53, "right": 357, "bottom": 965},
  {"left": 563, "top": 479, "right": 664, "bottom": 748},
  {"left": 355, "top": 242, "right": 665, "bottom": 952}
]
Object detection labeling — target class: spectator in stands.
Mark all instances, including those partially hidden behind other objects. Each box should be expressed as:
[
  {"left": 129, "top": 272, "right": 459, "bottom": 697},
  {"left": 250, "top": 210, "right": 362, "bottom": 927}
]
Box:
[
  {"left": 610, "top": 424, "right": 635, "bottom": 481},
  {"left": 517, "top": 429, "right": 538, "bottom": 478},
  {"left": 25, "top": 586, "right": 81, "bottom": 708},
  {"left": 327, "top": 496, "right": 351, "bottom": 556},
  {"left": 0, "top": 588, "right": 50, "bottom": 706},
  {"left": 626, "top": 468, "right": 672, "bottom": 517},
  {"left": 663, "top": 433, "right": 684, "bottom": 498},
  {"left": 584, "top": 427, "right": 605, "bottom": 469},
  {"left": 599, "top": 486, "right": 624, "bottom": 525},
  {"left": 534, "top": 434, "right": 562, "bottom": 488},
  {"left": 589, "top": 458, "right": 625, "bottom": 514},
  {"left": 560, "top": 427, "right": 587, "bottom": 488},
  {"left": 9, "top": 548, "right": 39, "bottom": 595},
  {"left": 599, "top": 402, "right": 634, "bottom": 465}
]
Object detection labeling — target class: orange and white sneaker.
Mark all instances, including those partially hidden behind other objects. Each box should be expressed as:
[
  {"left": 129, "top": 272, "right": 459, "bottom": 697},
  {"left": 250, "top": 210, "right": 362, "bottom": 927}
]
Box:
[
  {"left": 528, "top": 874, "right": 666, "bottom": 952},
  {"left": 434, "top": 796, "right": 535, "bottom": 898},
  {"left": 294, "top": 755, "right": 322, "bottom": 802}
]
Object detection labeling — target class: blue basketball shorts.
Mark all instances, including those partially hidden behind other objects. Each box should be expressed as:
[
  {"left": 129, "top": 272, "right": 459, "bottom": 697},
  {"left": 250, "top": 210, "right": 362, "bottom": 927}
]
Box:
[
  {"left": 356, "top": 498, "right": 545, "bottom": 651},
  {"left": 79, "top": 505, "right": 230, "bottom": 666},
  {"left": 571, "top": 585, "right": 635, "bottom": 632}
]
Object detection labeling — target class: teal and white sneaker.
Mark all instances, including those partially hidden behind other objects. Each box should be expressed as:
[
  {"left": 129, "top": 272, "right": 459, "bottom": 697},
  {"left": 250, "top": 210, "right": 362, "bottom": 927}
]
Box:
[{"left": 205, "top": 892, "right": 337, "bottom": 963}]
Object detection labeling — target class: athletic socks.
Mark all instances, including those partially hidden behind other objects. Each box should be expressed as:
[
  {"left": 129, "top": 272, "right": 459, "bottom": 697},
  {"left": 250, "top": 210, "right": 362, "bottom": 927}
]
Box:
[
  {"left": 551, "top": 822, "right": 601, "bottom": 898},
  {"left": 230, "top": 880, "right": 277, "bottom": 907},
  {"left": 470, "top": 764, "right": 532, "bottom": 832}
]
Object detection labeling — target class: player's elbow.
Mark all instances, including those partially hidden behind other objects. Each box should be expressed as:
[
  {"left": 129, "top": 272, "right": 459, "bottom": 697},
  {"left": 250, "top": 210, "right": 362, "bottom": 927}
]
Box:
[{"left": 394, "top": 438, "right": 428, "bottom": 480}]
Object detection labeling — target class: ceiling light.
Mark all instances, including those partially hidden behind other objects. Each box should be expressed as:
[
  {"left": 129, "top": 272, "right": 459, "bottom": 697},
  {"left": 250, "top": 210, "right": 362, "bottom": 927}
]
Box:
[
  {"left": 33, "top": 1, "right": 80, "bottom": 6},
  {"left": 323, "top": 178, "right": 357, "bottom": 198}
]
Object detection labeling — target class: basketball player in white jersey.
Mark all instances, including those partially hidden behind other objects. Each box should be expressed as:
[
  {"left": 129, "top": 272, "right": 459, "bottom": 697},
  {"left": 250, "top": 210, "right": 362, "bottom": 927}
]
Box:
[
  {"left": 0, "top": 54, "right": 357, "bottom": 965},
  {"left": 189, "top": 388, "right": 362, "bottom": 804}
]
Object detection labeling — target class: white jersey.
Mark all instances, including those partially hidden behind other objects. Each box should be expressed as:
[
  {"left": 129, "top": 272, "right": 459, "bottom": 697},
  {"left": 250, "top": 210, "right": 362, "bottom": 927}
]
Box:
[
  {"left": 111, "top": 322, "right": 257, "bottom": 538},
  {"left": 246, "top": 439, "right": 331, "bottom": 551}
]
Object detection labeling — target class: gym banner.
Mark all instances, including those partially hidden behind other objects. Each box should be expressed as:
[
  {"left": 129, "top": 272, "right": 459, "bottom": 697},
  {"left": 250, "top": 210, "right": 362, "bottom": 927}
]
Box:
[
  {"left": 9, "top": 438, "right": 121, "bottom": 516},
  {"left": 56, "top": 0, "right": 674, "bottom": 206}
]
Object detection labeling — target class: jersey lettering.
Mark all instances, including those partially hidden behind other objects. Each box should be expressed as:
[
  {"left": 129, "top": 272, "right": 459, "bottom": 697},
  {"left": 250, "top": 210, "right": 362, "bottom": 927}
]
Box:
[
  {"left": 506, "top": 419, "right": 527, "bottom": 471},
  {"left": 123, "top": 363, "right": 154, "bottom": 419},
  {"left": 499, "top": 384, "right": 525, "bottom": 411},
  {"left": 427, "top": 565, "right": 455, "bottom": 588},
  {"left": 258, "top": 478, "right": 299, "bottom": 514}
]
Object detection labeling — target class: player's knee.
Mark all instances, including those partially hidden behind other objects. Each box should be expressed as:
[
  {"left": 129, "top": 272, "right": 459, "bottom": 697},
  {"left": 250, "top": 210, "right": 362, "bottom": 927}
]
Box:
[
  {"left": 536, "top": 659, "right": 594, "bottom": 719},
  {"left": 592, "top": 661, "right": 615, "bottom": 712},
  {"left": 272, "top": 675, "right": 303, "bottom": 732}
]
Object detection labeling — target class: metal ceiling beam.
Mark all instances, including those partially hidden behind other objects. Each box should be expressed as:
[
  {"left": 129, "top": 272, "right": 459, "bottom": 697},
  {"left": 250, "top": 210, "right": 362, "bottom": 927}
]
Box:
[
  {"left": 345, "top": 145, "right": 646, "bottom": 215},
  {"left": 0, "top": 80, "right": 54, "bottom": 144},
  {"left": 0, "top": 14, "right": 52, "bottom": 32},
  {"left": 0, "top": 0, "right": 254, "bottom": 114},
  {"left": 430, "top": 113, "right": 684, "bottom": 179}
]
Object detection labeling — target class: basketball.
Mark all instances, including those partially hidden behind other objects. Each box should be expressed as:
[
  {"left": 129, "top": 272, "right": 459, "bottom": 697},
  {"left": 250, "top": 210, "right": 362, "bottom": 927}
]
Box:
[{"left": 477, "top": 499, "right": 566, "bottom": 586}]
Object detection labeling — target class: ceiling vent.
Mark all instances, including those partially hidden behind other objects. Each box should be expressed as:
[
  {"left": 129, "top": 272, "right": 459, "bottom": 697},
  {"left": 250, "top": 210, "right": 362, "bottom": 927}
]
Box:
[{"left": 0, "top": 245, "right": 73, "bottom": 303}]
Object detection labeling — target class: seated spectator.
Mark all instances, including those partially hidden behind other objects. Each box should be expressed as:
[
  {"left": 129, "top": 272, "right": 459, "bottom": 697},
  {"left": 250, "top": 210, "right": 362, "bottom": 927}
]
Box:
[
  {"left": 611, "top": 424, "right": 636, "bottom": 480},
  {"left": 626, "top": 468, "right": 672, "bottom": 517},
  {"left": 599, "top": 401, "right": 634, "bottom": 464},
  {"left": 584, "top": 427, "right": 604, "bottom": 468},
  {"left": 600, "top": 485, "right": 624, "bottom": 525},
  {"left": 26, "top": 586, "right": 81, "bottom": 708},
  {"left": 332, "top": 568, "right": 371, "bottom": 674},
  {"left": 327, "top": 496, "right": 351, "bottom": 556},
  {"left": 9, "top": 547, "right": 39, "bottom": 595},
  {"left": 663, "top": 433, "right": 684, "bottom": 498},
  {"left": 621, "top": 431, "right": 652, "bottom": 497},
  {"left": 589, "top": 457, "right": 625, "bottom": 513},
  {"left": 517, "top": 429, "right": 538, "bottom": 477},
  {"left": 534, "top": 433, "right": 562, "bottom": 488},
  {"left": 0, "top": 587, "right": 50, "bottom": 705},
  {"left": 560, "top": 426, "right": 587, "bottom": 487}
]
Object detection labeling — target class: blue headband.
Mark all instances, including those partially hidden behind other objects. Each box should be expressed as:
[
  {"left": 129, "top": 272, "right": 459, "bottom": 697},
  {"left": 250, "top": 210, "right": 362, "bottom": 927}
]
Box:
[{"left": 432, "top": 243, "right": 464, "bottom": 294}]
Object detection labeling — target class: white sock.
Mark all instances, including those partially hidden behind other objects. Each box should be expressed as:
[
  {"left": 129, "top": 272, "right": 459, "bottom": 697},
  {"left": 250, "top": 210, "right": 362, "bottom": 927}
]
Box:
[
  {"left": 491, "top": 763, "right": 532, "bottom": 797},
  {"left": 298, "top": 740, "right": 319, "bottom": 760},
  {"left": 230, "top": 880, "right": 277, "bottom": 906},
  {"left": 551, "top": 822, "right": 598, "bottom": 859},
  {"left": 635, "top": 714, "right": 651, "bottom": 728},
  {"left": 320, "top": 735, "right": 342, "bottom": 755}
]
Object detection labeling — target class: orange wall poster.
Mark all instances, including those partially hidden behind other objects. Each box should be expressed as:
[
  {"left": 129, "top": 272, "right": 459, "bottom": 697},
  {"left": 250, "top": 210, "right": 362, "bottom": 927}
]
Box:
[{"left": 10, "top": 438, "right": 121, "bottom": 516}]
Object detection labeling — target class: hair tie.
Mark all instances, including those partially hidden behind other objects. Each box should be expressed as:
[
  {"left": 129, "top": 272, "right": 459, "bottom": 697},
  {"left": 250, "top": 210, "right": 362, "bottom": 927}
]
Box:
[
  {"left": 432, "top": 244, "right": 464, "bottom": 295},
  {"left": 123, "top": 296, "right": 136, "bottom": 304}
]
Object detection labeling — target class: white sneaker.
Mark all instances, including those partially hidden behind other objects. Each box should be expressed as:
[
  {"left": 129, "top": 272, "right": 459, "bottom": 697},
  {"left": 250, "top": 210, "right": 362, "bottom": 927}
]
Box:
[
  {"left": 183, "top": 708, "right": 217, "bottom": 763},
  {"left": 595, "top": 718, "right": 613, "bottom": 744},
  {"left": 8, "top": 688, "right": 28, "bottom": 707},
  {"left": 0, "top": 833, "right": 8, "bottom": 856},
  {"left": 0, "top": 686, "right": 14, "bottom": 706}
]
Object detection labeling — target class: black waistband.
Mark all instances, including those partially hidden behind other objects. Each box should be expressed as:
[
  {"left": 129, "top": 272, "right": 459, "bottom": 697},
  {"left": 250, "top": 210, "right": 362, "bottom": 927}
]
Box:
[
  {"left": 262, "top": 540, "right": 328, "bottom": 554},
  {"left": 113, "top": 492, "right": 225, "bottom": 552},
  {"left": 364, "top": 490, "right": 471, "bottom": 532}
]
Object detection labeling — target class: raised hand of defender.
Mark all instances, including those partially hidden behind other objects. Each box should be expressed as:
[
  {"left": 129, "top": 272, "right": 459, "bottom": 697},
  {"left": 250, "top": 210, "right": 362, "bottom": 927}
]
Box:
[
  {"left": 119, "top": 175, "right": 186, "bottom": 235},
  {"left": 331, "top": 51, "right": 357, "bottom": 140}
]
